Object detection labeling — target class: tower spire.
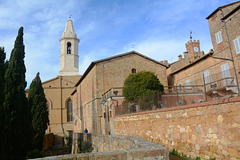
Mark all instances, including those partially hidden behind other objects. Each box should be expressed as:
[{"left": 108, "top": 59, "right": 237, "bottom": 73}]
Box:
[
  {"left": 62, "top": 17, "right": 76, "bottom": 38},
  {"left": 59, "top": 18, "right": 80, "bottom": 76}
]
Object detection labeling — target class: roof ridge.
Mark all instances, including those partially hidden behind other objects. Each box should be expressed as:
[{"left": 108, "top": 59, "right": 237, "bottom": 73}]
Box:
[{"left": 74, "top": 51, "right": 167, "bottom": 87}]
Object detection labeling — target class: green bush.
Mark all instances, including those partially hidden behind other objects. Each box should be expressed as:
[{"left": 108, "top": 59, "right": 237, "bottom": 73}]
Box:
[
  {"left": 123, "top": 71, "right": 163, "bottom": 106},
  {"left": 170, "top": 149, "right": 179, "bottom": 155}
]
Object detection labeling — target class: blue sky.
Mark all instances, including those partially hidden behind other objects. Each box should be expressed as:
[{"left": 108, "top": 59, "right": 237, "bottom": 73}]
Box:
[{"left": 0, "top": 0, "right": 237, "bottom": 87}]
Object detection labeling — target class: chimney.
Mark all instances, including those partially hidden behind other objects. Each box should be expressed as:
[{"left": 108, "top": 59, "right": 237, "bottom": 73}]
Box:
[
  {"left": 178, "top": 54, "right": 182, "bottom": 61},
  {"left": 184, "top": 52, "right": 189, "bottom": 65},
  {"left": 209, "top": 49, "right": 214, "bottom": 53},
  {"left": 163, "top": 60, "right": 168, "bottom": 66}
]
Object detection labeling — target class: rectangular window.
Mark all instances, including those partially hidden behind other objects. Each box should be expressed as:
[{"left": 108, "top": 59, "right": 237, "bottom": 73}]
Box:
[
  {"left": 215, "top": 31, "right": 222, "bottom": 44},
  {"left": 203, "top": 71, "right": 210, "bottom": 84},
  {"left": 234, "top": 37, "right": 240, "bottom": 54},
  {"left": 186, "top": 79, "right": 190, "bottom": 89},
  {"left": 221, "top": 63, "right": 231, "bottom": 86}
]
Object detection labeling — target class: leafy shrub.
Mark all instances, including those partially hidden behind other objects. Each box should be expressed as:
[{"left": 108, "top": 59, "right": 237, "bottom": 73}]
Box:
[
  {"left": 123, "top": 71, "right": 163, "bottom": 102},
  {"left": 170, "top": 149, "right": 179, "bottom": 155}
]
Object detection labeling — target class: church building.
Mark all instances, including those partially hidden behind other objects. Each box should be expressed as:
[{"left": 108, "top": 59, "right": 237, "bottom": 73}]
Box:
[
  {"left": 42, "top": 18, "right": 81, "bottom": 144},
  {"left": 41, "top": 17, "right": 168, "bottom": 143}
]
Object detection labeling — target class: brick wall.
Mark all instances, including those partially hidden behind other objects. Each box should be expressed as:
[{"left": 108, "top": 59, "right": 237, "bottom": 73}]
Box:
[{"left": 115, "top": 97, "right": 240, "bottom": 160}]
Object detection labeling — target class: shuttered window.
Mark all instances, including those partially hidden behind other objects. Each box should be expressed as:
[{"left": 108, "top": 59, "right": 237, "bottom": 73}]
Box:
[
  {"left": 234, "top": 37, "right": 240, "bottom": 54},
  {"left": 215, "top": 31, "right": 222, "bottom": 44}
]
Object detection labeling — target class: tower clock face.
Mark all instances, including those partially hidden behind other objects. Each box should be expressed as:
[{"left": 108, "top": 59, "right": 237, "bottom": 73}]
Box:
[{"left": 194, "top": 47, "right": 199, "bottom": 52}]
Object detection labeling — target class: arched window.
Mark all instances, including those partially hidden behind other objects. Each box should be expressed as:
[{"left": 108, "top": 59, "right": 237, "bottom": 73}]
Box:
[
  {"left": 132, "top": 68, "right": 136, "bottom": 73},
  {"left": 67, "top": 42, "right": 71, "bottom": 54},
  {"left": 67, "top": 99, "right": 73, "bottom": 122}
]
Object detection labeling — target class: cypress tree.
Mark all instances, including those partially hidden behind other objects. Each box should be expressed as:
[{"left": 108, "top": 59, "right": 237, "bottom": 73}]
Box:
[
  {"left": 0, "top": 47, "right": 6, "bottom": 158},
  {"left": 28, "top": 72, "right": 49, "bottom": 151},
  {"left": 3, "top": 27, "right": 33, "bottom": 159},
  {"left": 0, "top": 47, "right": 6, "bottom": 106}
]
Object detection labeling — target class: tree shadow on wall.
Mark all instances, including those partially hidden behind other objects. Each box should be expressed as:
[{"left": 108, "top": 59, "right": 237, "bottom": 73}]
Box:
[{"left": 78, "top": 133, "right": 93, "bottom": 153}]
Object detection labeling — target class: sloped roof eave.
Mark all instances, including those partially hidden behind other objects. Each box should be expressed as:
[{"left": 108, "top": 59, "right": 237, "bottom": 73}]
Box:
[
  {"left": 206, "top": 1, "right": 240, "bottom": 19},
  {"left": 74, "top": 51, "right": 167, "bottom": 87},
  {"left": 170, "top": 52, "right": 213, "bottom": 75},
  {"left": 221, "top": 4, "right": 240, "bottom": 20}
]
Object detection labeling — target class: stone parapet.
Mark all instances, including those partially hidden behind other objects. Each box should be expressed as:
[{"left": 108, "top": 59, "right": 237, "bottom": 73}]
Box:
[
  {"left": 34, "top": 134, "right": 169, "bottom": 160},
  {"left": 115, "top": 97, "right": 240, "bottom": 160}
]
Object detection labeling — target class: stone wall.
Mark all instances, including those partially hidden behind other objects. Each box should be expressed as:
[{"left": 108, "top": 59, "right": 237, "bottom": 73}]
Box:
[
  {"left": 115, "top": 97, "right": 240, "bottom": 160},
  {"left": 35, "top": 133, "right": 169, "bottom": 160}
]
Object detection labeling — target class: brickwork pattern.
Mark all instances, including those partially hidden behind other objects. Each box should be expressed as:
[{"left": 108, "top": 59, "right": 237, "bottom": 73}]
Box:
[
  {"left": 172, "top": 55, "right": 235, "bottom": 88},
  {"left": 115, "top": 97, "right": 240, "bottom": 160}
]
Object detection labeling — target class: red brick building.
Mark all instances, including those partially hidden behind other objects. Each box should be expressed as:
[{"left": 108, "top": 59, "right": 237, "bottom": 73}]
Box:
[{"left": 167, "top": 1, "right": 240, "bottom": 101}]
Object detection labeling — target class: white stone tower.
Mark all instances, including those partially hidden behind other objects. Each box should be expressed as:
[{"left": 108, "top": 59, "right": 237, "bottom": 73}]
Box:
[{"left": 59, "top": 18, "right": 80, "bottom": 76}]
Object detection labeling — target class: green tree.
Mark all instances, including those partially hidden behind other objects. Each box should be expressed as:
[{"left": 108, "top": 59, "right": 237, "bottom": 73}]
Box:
[
  {"left": 0, "top": 47, "right": 6, "bottom": 106},
  {"left": 3, "top": 27, "right": 33, "bottom": 160},
  {"left": 0, "top": 47, "right": 6, "bottom": 158},
  {"left": 122, "top": 71, "right": 164, "bottom": 103},
  {"left": 28, "top": 72, "right": 49, "bottom": 151}
]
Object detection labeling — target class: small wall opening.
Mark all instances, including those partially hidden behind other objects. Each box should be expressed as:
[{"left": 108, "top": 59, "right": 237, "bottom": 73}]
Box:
[
  {"left": 67, "top": 42, "right": 71, "bottom": 54},
  {"left": 132, "top": 68, "right": 136, "bottom": 73}
]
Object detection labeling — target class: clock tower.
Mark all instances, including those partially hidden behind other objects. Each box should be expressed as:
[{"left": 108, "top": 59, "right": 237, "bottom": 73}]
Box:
[
  {"left": 59, "top": 17, "right": 80, "bottom": 76},
  {"left": 185, "top": 40, "right": 201, "bottom": 63}
]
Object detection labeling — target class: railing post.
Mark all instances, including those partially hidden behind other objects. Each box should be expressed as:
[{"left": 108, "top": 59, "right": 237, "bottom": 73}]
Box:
[
  {"left": 176, "top": 85, "right": 179, "bottom": 106},
  {"left": 203, "top": 74, "right": 207, "bottom": 101}
]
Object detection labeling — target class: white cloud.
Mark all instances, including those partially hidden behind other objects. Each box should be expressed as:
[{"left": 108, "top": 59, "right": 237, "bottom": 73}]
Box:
[
  {"left": 128, "top": 39, "right": 186, "bottom": 63},
  {"left": 78, "top": 22, "right": 96, "bottom": 37},
  {"left": 79, "top": 55, "right": 94, "bottom": 75},
  {"left": 0, "top": 0, "right": 233, "bottom": 88}
]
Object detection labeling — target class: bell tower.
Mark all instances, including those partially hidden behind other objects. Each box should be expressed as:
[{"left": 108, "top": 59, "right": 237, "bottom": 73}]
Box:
[
  {"left": 59, "top": 17, "right": 80, "bottom": 76},
  {"left": 185, "top": 40, "right": 201, "bottom": 63}
]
